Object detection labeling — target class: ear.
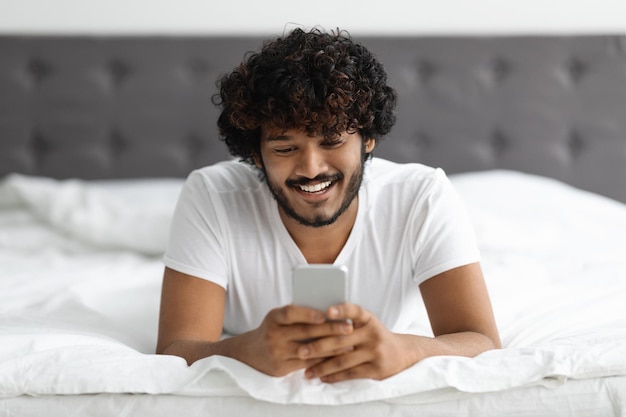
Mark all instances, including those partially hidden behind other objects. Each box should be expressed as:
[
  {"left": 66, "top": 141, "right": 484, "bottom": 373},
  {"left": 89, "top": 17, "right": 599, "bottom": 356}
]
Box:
[
  {"left": 364, "top": 138, "right": 376, "bottom": 154},
  {"left": 253, "top": 152, "right": 263, "bottom": 169}
]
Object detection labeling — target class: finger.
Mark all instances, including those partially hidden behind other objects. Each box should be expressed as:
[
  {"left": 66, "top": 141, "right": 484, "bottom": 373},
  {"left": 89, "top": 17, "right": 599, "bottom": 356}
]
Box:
[
  {"left": 327, "top": 303, "right": 372, "bottom": 324},
  {"left": 299, "top": 343, "right": 355, "bottom": 360},
  {"left": 264, "top": 356, "right": 326, "bottom": 377},
  {"left": 286, "top": 357, "right": 326, "bottom": 370},
  {"left": 271, "top": 305, "right": 326, "bottom": 325},
  {"left": 296, "top": 332, "right": 355, "bottom": 360},
  {"left": 304, "top": 348, "right": 371, "bottom": 380},
  {"left": 293, "top": 320, "right": 354, "bottom": 347},
  {"left": 319, "top": 363, "right": 378, "bottom": 383}
]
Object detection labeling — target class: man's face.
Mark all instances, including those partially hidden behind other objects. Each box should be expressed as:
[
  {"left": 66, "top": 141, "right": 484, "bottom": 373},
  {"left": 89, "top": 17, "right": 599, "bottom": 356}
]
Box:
[{"left": 256, "top": 127, "right": 375, "bottom": 228}]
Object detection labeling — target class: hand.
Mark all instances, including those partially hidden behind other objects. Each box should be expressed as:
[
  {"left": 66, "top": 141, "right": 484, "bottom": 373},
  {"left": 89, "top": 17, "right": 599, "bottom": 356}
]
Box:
[
  {"left": 240, "top": 304, "right": 356, "bottom": 377},
  {"left": 297, "top": 304, "right": 421, "bottom": 383}
]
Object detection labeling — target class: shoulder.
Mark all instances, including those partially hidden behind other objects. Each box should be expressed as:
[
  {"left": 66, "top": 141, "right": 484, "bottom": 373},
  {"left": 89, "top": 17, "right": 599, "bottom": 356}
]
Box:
[
  {"left": 364, "top": 157, "right": 450, "bottom": 195},
  {"left": 185, "top": 160, "right": 263, "bottom": 194}
]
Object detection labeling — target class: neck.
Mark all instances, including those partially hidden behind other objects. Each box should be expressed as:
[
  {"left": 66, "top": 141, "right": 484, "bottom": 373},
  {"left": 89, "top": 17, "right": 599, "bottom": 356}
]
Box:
[{"left": 280, "top": 198, "right": 358, "bottom": 264}]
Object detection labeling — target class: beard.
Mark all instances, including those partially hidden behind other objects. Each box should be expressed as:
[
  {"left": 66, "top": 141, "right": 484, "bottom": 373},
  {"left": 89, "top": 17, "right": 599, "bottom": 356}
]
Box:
[{"left": 261, "top": 154, "right": 366, "bottom": 228}]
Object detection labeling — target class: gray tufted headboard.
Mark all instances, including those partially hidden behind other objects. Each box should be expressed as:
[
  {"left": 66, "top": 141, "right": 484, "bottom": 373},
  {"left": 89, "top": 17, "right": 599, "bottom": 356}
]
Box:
[{"left": 1, "top": 35, "right": 626, "bottom": 203}]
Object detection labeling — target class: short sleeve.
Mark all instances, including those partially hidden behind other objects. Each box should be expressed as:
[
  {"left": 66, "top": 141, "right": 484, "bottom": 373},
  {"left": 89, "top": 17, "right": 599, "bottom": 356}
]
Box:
[
  {"left": 163, "top": 170, "right": 229, "bottom": 289},
  {"left": 411, "top": 168, "right": 480, "bottom": 284}
]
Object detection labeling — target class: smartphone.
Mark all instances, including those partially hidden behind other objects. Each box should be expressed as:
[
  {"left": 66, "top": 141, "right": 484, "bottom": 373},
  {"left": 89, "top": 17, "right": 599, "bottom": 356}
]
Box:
[{"left": 292, "top": 264, "right": 348, "bottom": 312}]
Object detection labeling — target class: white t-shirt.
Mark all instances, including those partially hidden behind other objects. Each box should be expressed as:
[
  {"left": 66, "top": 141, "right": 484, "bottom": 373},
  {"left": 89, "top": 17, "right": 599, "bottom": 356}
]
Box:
[{"left": 163, "top": 157, "right": 480, "bottom": 335}]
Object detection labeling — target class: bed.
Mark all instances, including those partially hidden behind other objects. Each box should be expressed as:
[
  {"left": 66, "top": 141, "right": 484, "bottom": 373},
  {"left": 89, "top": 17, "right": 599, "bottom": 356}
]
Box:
[{"left": 1, "top": 34, "right": 625, "bottom": 416}]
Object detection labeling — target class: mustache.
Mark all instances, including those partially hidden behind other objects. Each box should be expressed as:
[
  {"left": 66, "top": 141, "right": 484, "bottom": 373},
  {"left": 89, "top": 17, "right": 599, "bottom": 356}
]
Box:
[{"left": 286, "top": 173, "right": 343, "bottom": 187}]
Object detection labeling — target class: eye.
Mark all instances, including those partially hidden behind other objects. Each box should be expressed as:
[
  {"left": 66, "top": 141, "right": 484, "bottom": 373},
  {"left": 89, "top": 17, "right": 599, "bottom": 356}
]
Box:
[
  {"left": 273, "top": 147, "right": 296, "bottom": 154},
  {"left": 321, "top": 138, "right": 345, "bottom": 148}
]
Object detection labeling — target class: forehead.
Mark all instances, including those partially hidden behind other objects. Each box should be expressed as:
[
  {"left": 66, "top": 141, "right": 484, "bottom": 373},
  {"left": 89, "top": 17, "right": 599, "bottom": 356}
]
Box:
[
  {"left": 260, "top": 123, "right": 304, "bottom": 139},
  {"left": 260, "top": 125, "right": 359, "bottom": 143},
  {"left": 260, "top": 127, "right": 316, "bottom": 145}
]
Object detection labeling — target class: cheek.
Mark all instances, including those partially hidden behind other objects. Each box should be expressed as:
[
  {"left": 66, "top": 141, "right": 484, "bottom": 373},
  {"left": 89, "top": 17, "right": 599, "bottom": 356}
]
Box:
[
  {"left": 336, "top": 153, "right": 363, "bottom": 175},
  {"left": 263, "top": 162, "right": 291, "bottom": 185}
]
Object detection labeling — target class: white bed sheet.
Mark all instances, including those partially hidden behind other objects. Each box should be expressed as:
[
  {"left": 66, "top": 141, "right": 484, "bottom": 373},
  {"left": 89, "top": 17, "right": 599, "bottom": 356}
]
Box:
[
  {"left": 0, "top": 170, "right": 625, "bottom": 414},
  {"left": 2, "top": 376, "right": 625, "bottom": 417}
]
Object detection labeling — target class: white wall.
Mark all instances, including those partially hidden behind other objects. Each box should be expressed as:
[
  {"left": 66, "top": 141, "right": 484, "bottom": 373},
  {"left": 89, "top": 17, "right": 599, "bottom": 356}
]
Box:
[{"left": 0, "top": 0, "right": 625, "bottom": 35}]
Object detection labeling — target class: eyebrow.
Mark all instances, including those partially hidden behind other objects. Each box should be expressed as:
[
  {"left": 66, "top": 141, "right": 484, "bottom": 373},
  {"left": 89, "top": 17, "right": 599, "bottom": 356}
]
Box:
[{"left": 264, "top": 134, "right": 293, "bottom": 143}]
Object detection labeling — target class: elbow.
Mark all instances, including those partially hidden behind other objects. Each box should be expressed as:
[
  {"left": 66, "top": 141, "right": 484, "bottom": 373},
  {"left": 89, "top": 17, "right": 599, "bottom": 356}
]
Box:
[
  {"left": 156, "top": 339, "right": 214, "bottom": 366},
  {"left": 156, "top": 341, "right": 193, "bottom": 365}
]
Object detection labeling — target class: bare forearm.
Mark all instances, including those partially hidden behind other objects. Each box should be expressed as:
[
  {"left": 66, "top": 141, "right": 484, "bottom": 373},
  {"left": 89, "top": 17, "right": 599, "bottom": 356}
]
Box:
[
  {"left": 159, "top": 306, "right": 340, "bottom": 376},
  {"left": 159, "top": 333, "right": 252, "bottom": 366},
  {"left": 401, "top": 331, "right": 501, "bottom": 364}
]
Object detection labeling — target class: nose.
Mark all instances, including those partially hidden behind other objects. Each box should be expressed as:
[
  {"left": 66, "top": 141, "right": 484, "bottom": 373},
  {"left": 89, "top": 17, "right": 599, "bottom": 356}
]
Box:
[{"left": 295, "top": 144, "right": 328, "bottom": 179}]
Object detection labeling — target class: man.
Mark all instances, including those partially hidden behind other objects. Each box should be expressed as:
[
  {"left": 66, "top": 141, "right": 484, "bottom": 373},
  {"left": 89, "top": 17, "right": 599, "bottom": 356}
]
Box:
[{"left": 156, "top": 27, "right": 501, "bottom": 383}]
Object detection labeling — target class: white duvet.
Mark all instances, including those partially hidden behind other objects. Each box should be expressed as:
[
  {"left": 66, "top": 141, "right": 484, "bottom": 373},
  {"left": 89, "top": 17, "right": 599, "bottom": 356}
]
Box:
[{"left": 0, "top": 170, "right": 625, "bottom": 405}]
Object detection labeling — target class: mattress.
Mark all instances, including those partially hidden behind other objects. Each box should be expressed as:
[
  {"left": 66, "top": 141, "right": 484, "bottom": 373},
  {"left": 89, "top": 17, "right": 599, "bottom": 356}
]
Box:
[{"left": 1, "top": 169, "right": 625, "bottom": 416}]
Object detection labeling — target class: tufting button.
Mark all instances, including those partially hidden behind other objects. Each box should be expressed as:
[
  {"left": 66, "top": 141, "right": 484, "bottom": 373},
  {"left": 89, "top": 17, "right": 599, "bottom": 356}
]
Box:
[
  {"left": 105, "top": 59, "right": 132, "bottom": 90},
  {"left": 489, "top": 129, "right": 509, "bottom": 156},
  {"left": 30, "top": 131, "right": 49, "bottom": 154},
  {"left": 489, "top": 58, "right": 511, "bottom": 84},
  {"left": 415, "top": 60, "right": 436, "bottom": 85},
  {"left": 566, "top": 130, "right": 586, "bottom": 158},
  {"left": 185, "top": 132, "right": 204, "bottom": 153},
  {"left": 611, "top": 36, "right": 626, "bottom": 54},
  {"left": 25, "top": 58, "right": 53, "bottom": 88},
  {"left": 109, "top": 129, "right": 127, "bottom": 158},
  {"left": 29, "top": 131, "right": 50, "bottom": 169},
  {"left": 566, "top": 58, "right": 588, "bottom": 84},
  {"left": 415, "top": 130, "right": 431, "bottom": 151},
  {"left": 180, "top": 59, "right": 212, "bottom": 83}
]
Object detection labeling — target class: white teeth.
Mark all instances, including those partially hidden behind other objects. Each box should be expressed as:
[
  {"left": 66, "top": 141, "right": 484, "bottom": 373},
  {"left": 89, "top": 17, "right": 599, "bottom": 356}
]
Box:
[{"left": 298, "top": 181, "right": 332, "bottom": 193}]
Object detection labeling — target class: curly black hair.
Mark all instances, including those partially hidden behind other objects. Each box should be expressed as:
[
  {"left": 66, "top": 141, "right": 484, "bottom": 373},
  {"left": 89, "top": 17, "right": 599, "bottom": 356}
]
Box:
[{"left": 212, "top": 27, "right": 398, "bottom": 165}]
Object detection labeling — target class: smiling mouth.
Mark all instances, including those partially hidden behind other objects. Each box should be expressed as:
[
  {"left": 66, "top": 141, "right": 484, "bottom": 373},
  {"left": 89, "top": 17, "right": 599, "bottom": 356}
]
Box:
[{"left": 297, "top": 180, "right": 333, "bottom": 194}]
